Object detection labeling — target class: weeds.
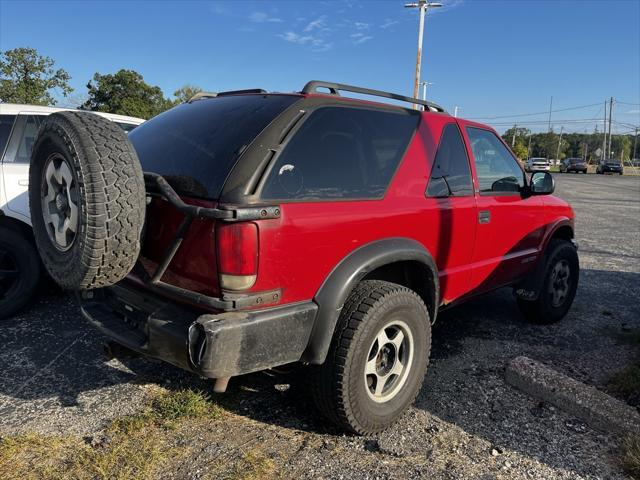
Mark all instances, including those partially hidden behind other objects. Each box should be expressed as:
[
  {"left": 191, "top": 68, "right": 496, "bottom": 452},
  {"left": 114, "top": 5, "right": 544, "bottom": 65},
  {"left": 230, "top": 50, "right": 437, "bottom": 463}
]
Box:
[{"left": 0, "top": 388, "right": 221, "bottom": 480}]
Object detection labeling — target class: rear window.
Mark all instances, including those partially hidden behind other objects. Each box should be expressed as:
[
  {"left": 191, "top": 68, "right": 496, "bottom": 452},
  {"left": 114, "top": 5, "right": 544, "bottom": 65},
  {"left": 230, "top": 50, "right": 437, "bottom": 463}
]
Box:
[
  {"left": 261, "top": 106, "right": 419, "bottom": 200},
  {"left": 129, "top": 94, "right": 299, "bottom": 198},
  {"left": 0, "top": 114, "right": 16, "bottom": 157}
]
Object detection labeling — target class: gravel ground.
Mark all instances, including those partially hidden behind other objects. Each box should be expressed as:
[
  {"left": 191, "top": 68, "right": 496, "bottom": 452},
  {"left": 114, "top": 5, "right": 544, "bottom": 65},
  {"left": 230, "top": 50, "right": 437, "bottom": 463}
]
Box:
[{"left": 1, "top": 173, "right": 639, "bottom": 479}]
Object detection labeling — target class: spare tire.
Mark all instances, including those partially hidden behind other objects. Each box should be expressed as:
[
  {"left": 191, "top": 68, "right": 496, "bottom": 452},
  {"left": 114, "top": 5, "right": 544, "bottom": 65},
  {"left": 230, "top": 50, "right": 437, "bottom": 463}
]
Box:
[{"left": 29, "top": 111, "right": 146, "bottom": 290}]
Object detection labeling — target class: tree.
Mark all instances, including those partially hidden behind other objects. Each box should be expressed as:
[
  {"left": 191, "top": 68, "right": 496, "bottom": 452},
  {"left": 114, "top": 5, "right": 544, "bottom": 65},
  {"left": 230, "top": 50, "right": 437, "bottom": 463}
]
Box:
[
  {"left": 82, "top": 69, "right": 173, "bottom": 119},
  {"left": 172, "top": 84, "right": 203, "bottom": 104},
  {"left": 512, "top": 142, "right": 529, "bottom": 160},
  {"left": 0, "top": 47, "right": 72, "bottom": 105}
]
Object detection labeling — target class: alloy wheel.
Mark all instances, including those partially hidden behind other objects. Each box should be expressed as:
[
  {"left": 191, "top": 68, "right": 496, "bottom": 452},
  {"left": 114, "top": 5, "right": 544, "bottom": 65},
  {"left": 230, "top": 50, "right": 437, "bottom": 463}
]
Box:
[
  {"left": 41, "top": 153, "right": 79, "bottom": 251},
  {"left": 549, "top": 259, "right": 571, "bottom": 307},
  {"left": 364, "top": 320, "right": 414, "bottom": 403}
]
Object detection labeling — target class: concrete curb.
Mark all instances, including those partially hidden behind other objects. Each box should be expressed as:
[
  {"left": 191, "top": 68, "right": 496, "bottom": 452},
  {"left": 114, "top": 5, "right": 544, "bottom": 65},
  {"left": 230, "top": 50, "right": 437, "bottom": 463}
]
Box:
[{"left": 505, "top": 356, "right": 640, "bottom": 436}]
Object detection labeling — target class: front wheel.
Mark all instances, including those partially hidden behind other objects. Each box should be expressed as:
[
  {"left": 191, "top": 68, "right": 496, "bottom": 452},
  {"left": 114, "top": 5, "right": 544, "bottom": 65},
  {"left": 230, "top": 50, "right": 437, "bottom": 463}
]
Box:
[
  {"left": 517, "top": 239, "right": 579, "bottom": 324},
  {"left": 311, "top": 280, "right": 431, "bottom": 434}
]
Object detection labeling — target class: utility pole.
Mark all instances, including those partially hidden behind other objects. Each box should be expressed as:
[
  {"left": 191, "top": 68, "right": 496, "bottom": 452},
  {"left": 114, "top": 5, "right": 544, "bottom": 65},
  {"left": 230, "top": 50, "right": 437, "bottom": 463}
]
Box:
[
  {"left": 405, "top": 1, "right": 442, "bottom": 109},
  {"left": 527, "top": 132, "right": 532, "bottom": 159},
  {"left": 602, "top": 99, "right": 607, "bottom": 161},
  {"left": 556, "top": 126, "right": 564, "bottom": 162},
  {"left": 633, "top": 127, "right": 638, "bottom": 161},
  {"left": 512, "top": 124, "right": 517, "bottom": 147},
  {"left": 453, "top": 106, "right": 459, "bottom": 117},
  {"left": 607, "top": 97, "right": 614, "bottom": 159},
  {"left": 548, "top": 96, "right": 553, "bottom": 131}
]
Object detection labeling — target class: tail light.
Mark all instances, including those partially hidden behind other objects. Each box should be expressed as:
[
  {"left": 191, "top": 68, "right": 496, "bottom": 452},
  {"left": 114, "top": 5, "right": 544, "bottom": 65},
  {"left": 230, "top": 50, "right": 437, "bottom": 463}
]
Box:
[{"left": 216, "top": 222, "right": 258, "bottom": 291}]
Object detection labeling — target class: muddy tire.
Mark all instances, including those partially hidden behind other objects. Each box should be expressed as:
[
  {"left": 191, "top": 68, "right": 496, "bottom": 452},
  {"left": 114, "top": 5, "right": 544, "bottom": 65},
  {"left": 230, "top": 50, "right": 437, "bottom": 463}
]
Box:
[
  {"left": 311, "top": 280, "right": 431, "bottom": 434},
  {"left": 29, "top": 111, "right": 146, "bottom": 290},
  {"left": 517, "top": 239, "right": 579, "bottom": 324}
]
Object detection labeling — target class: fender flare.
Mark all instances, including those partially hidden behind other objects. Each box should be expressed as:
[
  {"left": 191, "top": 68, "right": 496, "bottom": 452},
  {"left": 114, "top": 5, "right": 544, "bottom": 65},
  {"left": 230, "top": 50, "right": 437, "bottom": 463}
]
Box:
[
  {"left": 515, "top": 218, "right": 575, "bottom": 302},
  {"left": 301, "top": 237, "right": 438, "bottom": 364},
  {"left": 540, "top": 218, "right": 574, "bottom": 252}
]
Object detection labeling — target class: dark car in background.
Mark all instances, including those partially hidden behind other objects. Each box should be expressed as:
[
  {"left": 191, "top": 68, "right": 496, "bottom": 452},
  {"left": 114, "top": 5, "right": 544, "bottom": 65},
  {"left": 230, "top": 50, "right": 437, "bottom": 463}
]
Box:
[
  {"left": 560, "top": 158, "right": 587, "bottom": 174},
  {"left": 596, "top": 160, "right": 623, "bottom": 175}
]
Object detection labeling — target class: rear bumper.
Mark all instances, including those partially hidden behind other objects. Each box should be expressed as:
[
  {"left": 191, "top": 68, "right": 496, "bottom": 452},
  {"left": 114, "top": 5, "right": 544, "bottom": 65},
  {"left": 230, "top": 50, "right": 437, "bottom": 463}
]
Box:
[{"left": 79, "top": 282, "right": 317, "bottom": 378}]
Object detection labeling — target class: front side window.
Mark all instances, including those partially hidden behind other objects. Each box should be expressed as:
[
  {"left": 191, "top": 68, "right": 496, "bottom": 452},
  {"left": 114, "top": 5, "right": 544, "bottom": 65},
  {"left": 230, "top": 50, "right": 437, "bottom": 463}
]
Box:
[
  {"left": 426, "top": 123, "right": 473, "bottom": 197},
  {"left": 466, "top": 127, "right": 524, "bottom": 194},
  {"left": 0, "top": 114, "right": 16, "bottom": 159},
  {"left": 13, "top": 115, "right": 41, "bottom": 163},
  {"left": 261, "top": 106, "right": 419, "bottom": 200}
]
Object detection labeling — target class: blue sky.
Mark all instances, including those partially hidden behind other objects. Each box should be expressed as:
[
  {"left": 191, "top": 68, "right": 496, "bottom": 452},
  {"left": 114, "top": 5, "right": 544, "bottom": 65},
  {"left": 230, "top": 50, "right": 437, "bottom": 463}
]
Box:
[{"left": 1, "top": 0, "right": 638, "bottom": 134}]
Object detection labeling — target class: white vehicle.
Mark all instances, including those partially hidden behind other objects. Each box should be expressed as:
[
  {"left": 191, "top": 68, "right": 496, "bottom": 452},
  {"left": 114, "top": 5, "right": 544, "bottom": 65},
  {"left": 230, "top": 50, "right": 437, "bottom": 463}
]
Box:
[
  {"left": 525, "top": 157, "right": 551, "bottom": 173},
  {"left": 0, "top": 104, "right": 144, "bottom": 318}
]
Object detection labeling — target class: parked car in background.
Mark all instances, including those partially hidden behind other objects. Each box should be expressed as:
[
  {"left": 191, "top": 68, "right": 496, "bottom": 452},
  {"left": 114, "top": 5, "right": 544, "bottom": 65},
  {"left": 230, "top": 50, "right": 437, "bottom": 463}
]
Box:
[
  {"left": 525, "top": 157, "right": 551, "bottom": 172},
  {"left": 560, "top": 158, "right": 588, "bottom": 174},
  {"left": 26, "top": 81, "right": 579, "bottom": 434},
  {"left": 0, "top": 104, "right": 144, "bottom": 319},
  {"left": 596, "top": 160, "right": 623, "bottom": 175}
]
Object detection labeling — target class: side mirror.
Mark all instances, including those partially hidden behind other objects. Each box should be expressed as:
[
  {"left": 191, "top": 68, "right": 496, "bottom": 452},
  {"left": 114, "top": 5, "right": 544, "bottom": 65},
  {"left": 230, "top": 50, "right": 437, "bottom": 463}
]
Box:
[{"left": 529, "top": 171, "right": 555, "bottom": 195}]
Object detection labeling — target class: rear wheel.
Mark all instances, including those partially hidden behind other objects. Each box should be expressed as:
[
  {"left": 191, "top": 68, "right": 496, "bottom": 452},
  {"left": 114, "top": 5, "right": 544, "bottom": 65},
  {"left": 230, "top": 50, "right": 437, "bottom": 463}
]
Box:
[
  {"left": 0, "top": 227, "right": 41, "bottom": 319},
  {"left": 29, "top": 111, "right": 146, "bottom": 290},
  {"left": 311, "top": 280, "right": 431, "bottom": 434},
  {"left": 517, "top": 239, "right": 579, "bottom": 324}
]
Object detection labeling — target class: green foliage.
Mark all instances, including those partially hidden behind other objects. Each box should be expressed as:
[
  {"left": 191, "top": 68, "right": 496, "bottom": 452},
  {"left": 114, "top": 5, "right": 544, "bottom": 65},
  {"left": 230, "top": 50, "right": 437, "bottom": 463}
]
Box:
[
  {"left": 82, "top": 69, "right": 174, "bottom": 119},
  {"left": 0, "top": 47, "right": 73, "bottom": 105},
  {"left": 172, "top": 84, "right": 203, "bottom": 104}
]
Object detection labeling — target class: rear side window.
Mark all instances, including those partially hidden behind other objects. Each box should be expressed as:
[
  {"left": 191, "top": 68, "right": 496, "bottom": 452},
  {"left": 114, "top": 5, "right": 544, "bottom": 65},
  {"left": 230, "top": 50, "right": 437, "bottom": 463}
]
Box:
[
  {"left": 261, "top": 107, "right": 419, "bottom": 200},
  {"left": 13, "top": 115, "right": 41, "bottom": 163},
  {"left": 116, "top": 122, "right": 138, "bottom": 133},
  {"left": 0, "top": 114, "right": 16, "bottom": 158},
  {"left": 426, "top": 123, "right": 473, "bottom": 197},
  {"left": 129, "top": 95, "right": 299, "bottom": 198},
  {"left": 466, "top": 127, "right": 525, "bottom": 194}
]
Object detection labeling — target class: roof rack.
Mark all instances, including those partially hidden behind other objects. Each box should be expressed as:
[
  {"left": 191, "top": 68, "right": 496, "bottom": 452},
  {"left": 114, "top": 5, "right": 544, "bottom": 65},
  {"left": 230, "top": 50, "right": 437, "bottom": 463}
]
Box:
[
  {"left": 301, "top": 80, "right": 446, "bottom": 113},
  {"left": 187, "top": 89, "right": 268, "bottom": 103},
  {"left": 217, "top": 88, "right": 267, "bottom": 97},
  {"left": 187, "top": 92, "right": 217, "bottom": 103}
]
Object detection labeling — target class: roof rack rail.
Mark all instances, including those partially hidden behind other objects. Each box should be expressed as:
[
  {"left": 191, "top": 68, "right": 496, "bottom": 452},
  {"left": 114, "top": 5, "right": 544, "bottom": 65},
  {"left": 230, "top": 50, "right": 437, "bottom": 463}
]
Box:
[
  {"left": 301, "top": 80, "right": 446, "bottom": 113},
  {"left": 217, "top": 88, "right": 267, "bottom": 97},
  {"left": 187, "top": 92, "right": 217, "bottom": 103}
]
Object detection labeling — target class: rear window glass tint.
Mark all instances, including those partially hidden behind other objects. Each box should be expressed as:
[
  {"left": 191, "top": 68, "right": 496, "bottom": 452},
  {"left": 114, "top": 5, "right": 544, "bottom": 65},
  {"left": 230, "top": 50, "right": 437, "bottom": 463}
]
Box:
[
  {"left": 129, "top": 95, "right": 299, "bottom": 198},
  {"left": 0, "top": 114, "right": 16, "bottom": 157},
  {"left": 261, "top": 107, "right": 419, "bottom": 200},
  {"left": 15, "top": 115, "right": 41, "bottom": 163}
]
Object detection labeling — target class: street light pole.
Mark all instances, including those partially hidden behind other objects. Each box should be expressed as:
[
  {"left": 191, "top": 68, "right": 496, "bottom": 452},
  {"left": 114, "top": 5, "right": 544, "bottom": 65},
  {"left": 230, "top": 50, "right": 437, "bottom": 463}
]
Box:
[
  {"left": 419, "top": 81, "right": 434, "bottom": 101},
  {"left": 405, "top": 1, "right": 442, "bottom": 109}
]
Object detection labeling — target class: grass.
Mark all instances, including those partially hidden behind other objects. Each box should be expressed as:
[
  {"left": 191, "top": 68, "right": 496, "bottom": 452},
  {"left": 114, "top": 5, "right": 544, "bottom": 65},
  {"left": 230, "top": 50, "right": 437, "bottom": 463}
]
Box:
[
  {"left": 0, "top": 388, "right": 221, "bottom": 480},
  {"left": 621, "top": 436, "right": 640, "bottom": 479},
  {"left": 231, "top": 449, "right": 277, "bottom": 480}
]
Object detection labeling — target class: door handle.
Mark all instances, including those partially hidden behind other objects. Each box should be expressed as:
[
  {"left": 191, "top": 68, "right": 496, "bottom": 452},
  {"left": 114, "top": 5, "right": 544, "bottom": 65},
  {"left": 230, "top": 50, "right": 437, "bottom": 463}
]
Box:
[
  {"left": 18, "top": 179, "right": 29, "bottom": 186},
  {"left": 478, "top": 210, "right": 491, "bottom": 224}
]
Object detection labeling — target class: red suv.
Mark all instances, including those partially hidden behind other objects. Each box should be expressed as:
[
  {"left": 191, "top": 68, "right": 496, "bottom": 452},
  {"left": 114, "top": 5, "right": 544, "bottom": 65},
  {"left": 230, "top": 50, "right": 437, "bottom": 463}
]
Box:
[{"left": 28, "top": 81, "right": 579, "bottom": 434}]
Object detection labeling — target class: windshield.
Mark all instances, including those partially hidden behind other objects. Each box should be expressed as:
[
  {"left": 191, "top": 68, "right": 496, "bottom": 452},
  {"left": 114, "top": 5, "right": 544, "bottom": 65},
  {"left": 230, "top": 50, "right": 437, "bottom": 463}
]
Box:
[{"left": 129, "top": 94, "right": 299, "bottom": 198}]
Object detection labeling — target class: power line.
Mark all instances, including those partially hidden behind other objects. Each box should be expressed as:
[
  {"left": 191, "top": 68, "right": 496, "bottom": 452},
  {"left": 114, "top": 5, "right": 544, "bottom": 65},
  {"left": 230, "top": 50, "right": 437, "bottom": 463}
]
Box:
[{"left": 468, "top": 102, "right": 603, "bottom": 120}]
